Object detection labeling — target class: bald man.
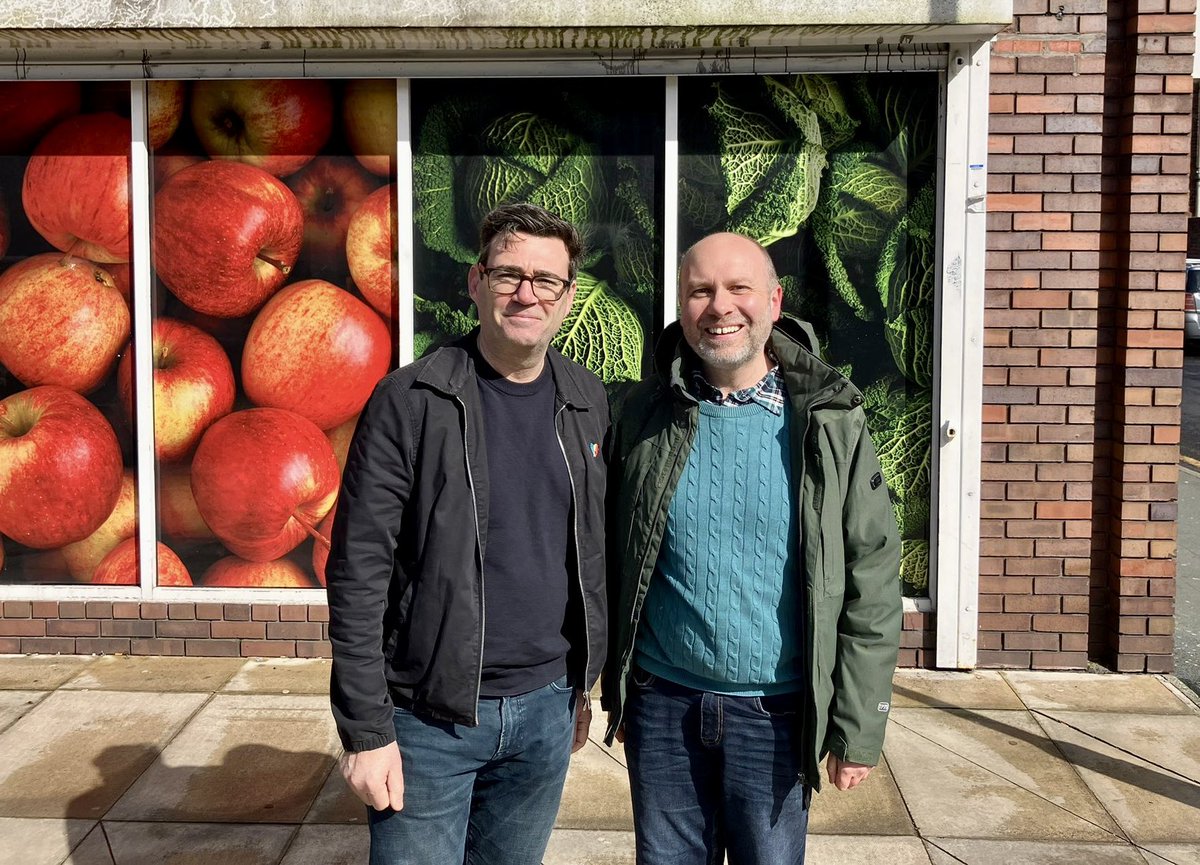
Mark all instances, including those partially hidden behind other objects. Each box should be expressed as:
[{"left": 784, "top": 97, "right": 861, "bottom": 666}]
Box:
[{"left": 602, "top": 232, "right": 902, "bottom": 864}]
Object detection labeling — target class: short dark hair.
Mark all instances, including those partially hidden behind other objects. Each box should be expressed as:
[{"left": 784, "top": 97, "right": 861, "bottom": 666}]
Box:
[{"left": 478, "top": 203, "right": 585, "bottom": 281}]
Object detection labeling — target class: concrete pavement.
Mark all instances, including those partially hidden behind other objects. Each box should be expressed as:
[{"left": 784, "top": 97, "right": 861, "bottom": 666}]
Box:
[
  {"left": 1176, "top": 465, "right": 1200, "bottom": 695},
  {"left": 1, "top": 654, "right": 1199, "bottom": 864}
]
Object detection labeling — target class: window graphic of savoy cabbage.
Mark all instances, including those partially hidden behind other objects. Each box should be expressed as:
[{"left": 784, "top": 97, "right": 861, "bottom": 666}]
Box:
[
  {"left": 410, "top": 79, "right": 663, "bottom": 384},
  {"left": 679, "top": 73, "right": 938, "bottom": 596},
  {"left": 411, "top": 74, "right": 936, "bottom": 596}
]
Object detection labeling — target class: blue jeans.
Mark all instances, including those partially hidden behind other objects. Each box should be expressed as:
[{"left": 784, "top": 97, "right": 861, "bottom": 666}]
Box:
[
  {"left": 624, "top": 670, "right": 809, "bottom": 865},
  {"left": 368, "top": 677, "right": 576, "bottom": 865}
]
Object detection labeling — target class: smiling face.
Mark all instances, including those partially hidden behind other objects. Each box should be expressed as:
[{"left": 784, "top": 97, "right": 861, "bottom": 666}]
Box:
[
  {"left": 678, "top": 232, "right": 783, "bottom": 391},
  {"left": 467, "top": 231, "right": 576, "bottom": 364}
]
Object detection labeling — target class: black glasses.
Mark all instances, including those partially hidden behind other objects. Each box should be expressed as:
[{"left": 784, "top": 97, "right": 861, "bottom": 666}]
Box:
[{"left": 480, "top": 265, "right": 572, "bottom": 302}]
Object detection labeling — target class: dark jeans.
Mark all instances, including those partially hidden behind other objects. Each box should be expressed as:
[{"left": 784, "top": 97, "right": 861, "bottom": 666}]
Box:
[
  {"left": 624, "top": 670, "right": 809, "bottom": 865},
  {"left": 368, "top": 676, "right": 576, "bottom": 865}
]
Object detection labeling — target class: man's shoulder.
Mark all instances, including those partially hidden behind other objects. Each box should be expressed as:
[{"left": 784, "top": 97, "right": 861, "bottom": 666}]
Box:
[{"left": 612, "top": 377, "right": 668, "bottom": 427}]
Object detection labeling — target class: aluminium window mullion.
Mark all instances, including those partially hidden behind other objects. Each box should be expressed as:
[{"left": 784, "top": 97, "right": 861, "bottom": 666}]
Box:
[
  {"left": 663, "top": 76, "right": 679, "bottom": 327},
  {"left": 129, "top": 79, "right": 160, "bottom": 601},
  {"left": 397, "top": 78, "right": 416, "bottom": 366}
]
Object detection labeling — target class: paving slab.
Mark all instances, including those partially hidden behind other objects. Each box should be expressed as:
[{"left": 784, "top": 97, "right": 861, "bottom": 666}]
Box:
[
  {"left": 1034, "top": 711, "right": 1200, "bottom": 843},
  {"left": 61, "top": 825, "right": 114, "bottom": 865},
  {"left": 0, "top": 817, "right": 94, "bottom": 865},
  {"left": 544, "top": 829, "right": 635, "bottom": 864},
  {"left": 108, "top": 694, "right": 339, "bottom": 823},
  {"left": 303, "top": 766, "right": 365, "bottom": 824},
  {"left": 61, "top": 656, "right": 244, "bottom": 693},
  {"left": 891, "top": 670, "right": 1024, "bottom": 710},
  {"left": 0, "top": 689, "right": 208, "bottom": 818},
  {"left": 806, "top": 835, "right": 932, "bottom": 864},
  {"left": 809, "top": 753, "right": 914, "bottom": 836},
  {"left": 557, "top": 740, "right": 634, "bottom": 831},
  {"left": 1141, "top": 844, "right": 1200, "bottom": 864},
  {"left": 923, "top": 838, "right": 1148, "bottom": 864},
  {"left": 280, "top": 824, "right": 368, "bottom": 864},
  {"left": 0, "top": 655, "right": 94, "bottom": 690},
  {"left": 884, "top": 709, "right": 1119, "bottom": 841},
  {"left": 0, "top": 691, "right": 45, "bottom": 733},
  {"left": 1035, "top": 710, "right": 1200, "bottom": 784},
  {"left": 1003, "top": 672, "right": 1194, "bottom": 714},
  {"left": 66, "top": 822, "right": 297, "bottom": 865},
  {"left": 221, "top": 658, "right": 332, "bottom": 695}
]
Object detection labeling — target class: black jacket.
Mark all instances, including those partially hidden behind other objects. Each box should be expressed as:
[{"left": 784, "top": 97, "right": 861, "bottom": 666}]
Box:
[{"left": 326, "top": 333, "right": 610, "bottom": 752}]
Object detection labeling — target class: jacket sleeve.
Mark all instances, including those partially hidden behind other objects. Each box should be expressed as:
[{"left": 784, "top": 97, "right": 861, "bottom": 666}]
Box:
[
  {"left": 599, "top": 409, "right": 624, "bottom": 715},
  {"left": 326, "top": 376, "right": 415, "bottom": 753},
  {"left": 825, "top": 413, "right": 902, "bottom": 767}
]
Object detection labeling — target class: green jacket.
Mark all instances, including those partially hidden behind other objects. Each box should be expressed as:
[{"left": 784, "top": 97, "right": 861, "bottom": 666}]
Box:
[{"left": 601, "top": 316, "right": 902, "bottom": 789}]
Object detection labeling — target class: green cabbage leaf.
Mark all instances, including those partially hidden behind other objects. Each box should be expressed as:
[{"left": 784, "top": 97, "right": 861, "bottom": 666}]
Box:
[
  {"left": 878, "top": 179, "right": 936, "bottom": 387},
  {"left": 552, "top": 272, "right": 643, "bottom": 382},
  {"left": 708, "top": 83, "right": 826, "bottom": 246}
]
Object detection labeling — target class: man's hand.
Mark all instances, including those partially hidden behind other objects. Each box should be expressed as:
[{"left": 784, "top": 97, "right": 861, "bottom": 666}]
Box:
[
  {"left": 572, "top": 691, "right": 592, "bottom": 753},
  {"left": 340, "top": 742, "right": 405, "bottom": 811},
  {"left": 825, "top": 754, "right": 872, "bottom": 791}
]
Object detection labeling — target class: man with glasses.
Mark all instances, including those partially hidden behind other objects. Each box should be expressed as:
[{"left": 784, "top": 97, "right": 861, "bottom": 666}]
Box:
[{"left": 326, "top": 203, "right": 608, "bottom": 864}]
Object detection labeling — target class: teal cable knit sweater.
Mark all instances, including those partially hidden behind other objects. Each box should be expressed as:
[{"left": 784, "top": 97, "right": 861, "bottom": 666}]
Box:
[{"left": 635, "top": 400, "right": 803, "bottom": 695}]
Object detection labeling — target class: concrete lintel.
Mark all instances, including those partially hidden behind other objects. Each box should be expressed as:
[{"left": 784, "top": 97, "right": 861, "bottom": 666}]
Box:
[
  {"left": 1, "top": 0, "right": 1013, "bottom": 32},
  {"left": 0, "top": 24, "right": 1007, "bottom": 61}
]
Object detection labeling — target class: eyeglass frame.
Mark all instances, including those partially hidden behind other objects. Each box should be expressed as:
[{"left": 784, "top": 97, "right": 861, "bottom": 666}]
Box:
[{"left": 477, "top": 264, "right": 574, "bottom": 302}]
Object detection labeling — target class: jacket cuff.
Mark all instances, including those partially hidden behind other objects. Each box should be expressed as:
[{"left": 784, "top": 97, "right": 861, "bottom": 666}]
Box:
[
  {"left": 826, "top": 735, "right": 882, "bottom": 767},
  {"left": 340, "top": 729, "right": 396, "bottom": 754}
]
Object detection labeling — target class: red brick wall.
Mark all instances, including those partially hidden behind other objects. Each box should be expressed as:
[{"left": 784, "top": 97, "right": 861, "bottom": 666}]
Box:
[
  {"left": 982, "top": 0, "right": 1191, "bottom": 670},
  {"left": 0, "top": 601, "right": 331, "bottom": 658}
]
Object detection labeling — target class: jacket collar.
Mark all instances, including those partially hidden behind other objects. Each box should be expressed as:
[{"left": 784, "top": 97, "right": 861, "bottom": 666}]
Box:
[
  {"left": 653, "top": 315, "right": 859, "bottom": 411},
  {"left": 415, "top": 329, "right": 595, "bottom": 409}
]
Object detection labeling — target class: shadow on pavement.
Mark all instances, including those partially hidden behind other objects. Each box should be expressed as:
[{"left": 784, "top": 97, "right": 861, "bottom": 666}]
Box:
[{"left": 890, "top": 683, "right": 1200, "bottom": 811}]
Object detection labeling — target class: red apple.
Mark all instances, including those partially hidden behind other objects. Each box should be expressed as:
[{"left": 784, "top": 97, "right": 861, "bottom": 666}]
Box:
[
  {"left": 0, "top": 253, "right": 130, "bottom": 393},
  {"left": 0, "top": 386, "right": 123, "bottom": 549},
  {"left": 190, "top": 79, "right": 332, "bottom": 178},
  {"left": 343, "top": 80, "right": 396, "bottom": 178},
  {"left": 116, "top": 318, "right": 235, "bottom": 462},
  {"left": 153, "top": 146, "right": 205, "bottom": 187},
  {"left": 154, "top": 160, "right": 303, "bottom": 318},
  {"left": 346, "top": 185, "right": 396, "bottom": 320},
  {"left": 159, "top": 464, "right": 215, "bottom": 540},
  {"left": 325, "top": 414, "right": 358, "bottom": 473},
  {"left": 191, "top": 407, "right": 339, "bottom": 561},
  {"left": 311, "top": 504, "right": 335, "bottom": 587},
  {"left": 0, "top": 82, "right": 81, "bottom": 153},
  {"left": 92, "top": 537, "right": 192, "bottom": 587},
  {"left": 242, "top": 280, "right": 391, "bottom": 430},
  {"left": 286, "top": 156, "right": 379, "bottom": 265},
  {"left": 148, "top": 80, "right": 186, "bottom": 149},
  {"left": 201, "top": 555, "right": 317, "bottom": 588},
  {"left": 22, "top": 112, "right": 132, "bottom": 263},
  {"left": 0, "top": 182, "right": 9, "bottom": 260},
  {"left": 107, "top": 261, "right": 132, "bottom": 308},
  {"left": 60, "top": 469, "right": 137, "bottom": 582}
]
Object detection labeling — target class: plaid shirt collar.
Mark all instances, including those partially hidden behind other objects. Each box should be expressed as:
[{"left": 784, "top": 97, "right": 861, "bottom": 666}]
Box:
[{"left": 689, "top": 362, "right": 786, "bottom": 416}]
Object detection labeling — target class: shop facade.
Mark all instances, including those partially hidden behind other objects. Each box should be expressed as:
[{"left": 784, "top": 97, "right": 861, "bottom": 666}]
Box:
[{"left": 0, "top": 0, "right": 1187, "bottom": 674}]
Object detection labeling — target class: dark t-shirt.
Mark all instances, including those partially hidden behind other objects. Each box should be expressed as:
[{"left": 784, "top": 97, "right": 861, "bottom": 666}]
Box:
[{"left": 473, "top": 347, "right": 572, "bottom": 697}]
